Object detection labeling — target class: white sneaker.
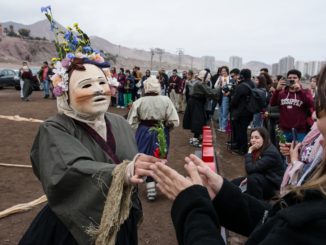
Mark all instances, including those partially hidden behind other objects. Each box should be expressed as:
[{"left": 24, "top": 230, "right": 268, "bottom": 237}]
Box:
[
  {"left": 146, "top": 182, "right": 157, "bottom": 201},
  {"left": 121, "top": 106, "right": 125, "bottom": 109},
  {"left": 116, "top": 105, "right": 121, "bottom": 108},
  {"left": 189, "top": 137, "right": 197, "bottom": 144}
]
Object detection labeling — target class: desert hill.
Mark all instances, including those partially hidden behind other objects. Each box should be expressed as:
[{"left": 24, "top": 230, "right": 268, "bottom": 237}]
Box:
[{"left": 1, "top": 20, "right": 271, "bottom": 72}]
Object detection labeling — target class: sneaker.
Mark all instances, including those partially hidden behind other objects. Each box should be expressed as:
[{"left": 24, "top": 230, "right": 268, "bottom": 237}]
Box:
[
  {"left": 116, "top": 105, "right": 121, "bottom": 108},
  {"left": 43, "top": 95, "right": 49, "bottom": 99},
  {"left": 217, "top": 128, "right": 226, "bottom": 132},
  {"left": 189, "top": 137, "right": 197, "bottom": 144},
  {"left": 121, "top": 106, "right": 125, "bottom": 109},
  {"left": 146, "top": 182, "right": 157, "bottom": 201}
]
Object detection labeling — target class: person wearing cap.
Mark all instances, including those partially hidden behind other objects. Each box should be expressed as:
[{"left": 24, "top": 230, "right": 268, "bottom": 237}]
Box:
[
  {"left": 183, "top": 70, "right": 220, "bottom": 147},
  {"left": 127, "top": 76, "right": 179, "bottom": 201}
]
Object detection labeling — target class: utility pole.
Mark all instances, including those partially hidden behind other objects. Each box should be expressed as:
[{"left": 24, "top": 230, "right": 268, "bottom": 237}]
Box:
[
  {"left": 155, "top": 48, "right": 165, "bottom": 68},
  {"left": 176, "top": 48, "right": 184, "bottom": 70},
  {"left": 150, "top": 48, "right": 155, "bottom": 70}
]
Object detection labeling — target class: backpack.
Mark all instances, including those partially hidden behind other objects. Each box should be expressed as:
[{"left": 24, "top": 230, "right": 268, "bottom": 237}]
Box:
[{"left": 243, "top": 83, "right": 267, "bottom": 114}]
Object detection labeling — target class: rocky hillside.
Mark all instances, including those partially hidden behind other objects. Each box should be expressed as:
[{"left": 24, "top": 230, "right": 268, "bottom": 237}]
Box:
[
  {"left": 1, "top": 20, "right": 272, "bottom": 72},
  {"left": 0, "top": 36, "right": 56, "bottom": 64}
]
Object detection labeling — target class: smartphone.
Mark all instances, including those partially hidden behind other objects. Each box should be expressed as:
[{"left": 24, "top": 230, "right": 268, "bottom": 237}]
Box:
[{"left": 292, "top": 128, "right": 297, "bottom": 147}]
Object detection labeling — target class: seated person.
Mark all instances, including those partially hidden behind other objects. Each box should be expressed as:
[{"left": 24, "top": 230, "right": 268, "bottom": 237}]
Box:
[
  {"left": 232, "top": 127, "right": 284, "bottom": 200},
  {"left": 279, "top": 121, "right": 324, "bottom": 195}
]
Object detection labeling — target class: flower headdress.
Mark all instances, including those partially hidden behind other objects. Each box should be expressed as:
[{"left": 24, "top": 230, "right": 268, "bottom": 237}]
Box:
[{"left": 41, "top": 5, "right": 110, "bottom": 97}]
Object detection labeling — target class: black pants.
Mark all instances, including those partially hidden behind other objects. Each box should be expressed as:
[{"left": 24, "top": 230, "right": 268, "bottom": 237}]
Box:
[
  {"left": 232, "top": 174, "right": 276, "bottom": 200},
  {"left": 233, "top": 116, "right": 252, "bottom": 153}
]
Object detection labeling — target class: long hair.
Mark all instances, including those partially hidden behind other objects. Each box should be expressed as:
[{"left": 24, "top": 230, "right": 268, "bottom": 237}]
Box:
[
  {"left": 291, "top": 65, "right": 326, "bottom": 197},
  {"left": 255, "top": 75, "right": 267, "bottom": 89},
  {"left": 249, "top": 127, "right": 271, "bottom": 158}
]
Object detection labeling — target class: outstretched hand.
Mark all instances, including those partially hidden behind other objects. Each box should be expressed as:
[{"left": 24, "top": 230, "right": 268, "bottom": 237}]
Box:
[
  {"left": 129, "top": 154, "right": 162, "bottom": 184},
  {"left": 151, "top": 161, "right": 203, "bottom": 200},
  {"left": 185, "top": 154, "right": 223, "bottom": 199}
]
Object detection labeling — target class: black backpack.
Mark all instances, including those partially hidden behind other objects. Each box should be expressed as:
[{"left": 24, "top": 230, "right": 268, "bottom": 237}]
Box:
[{"left": 243, "top": 83, "right": 267, "bottom": 114}]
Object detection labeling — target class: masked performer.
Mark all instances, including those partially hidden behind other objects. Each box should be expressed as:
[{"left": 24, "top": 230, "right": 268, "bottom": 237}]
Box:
[
  {"left": 127, "top": 77, "right": 179, "bottom": 201},
  {"left": 19, "top": 17, "right": 157, "bottom": 245}
]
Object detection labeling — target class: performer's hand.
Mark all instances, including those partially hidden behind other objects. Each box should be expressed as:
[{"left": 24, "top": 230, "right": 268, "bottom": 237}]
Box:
[
  {"left": 185, "top": 154, "right": 223, "bottom": 200},
  {"left": 150, "top": 161, "right": 202, "bottom": 200},
  {"left": 129, "top": 154, "right": 160, "bottom": 185}
]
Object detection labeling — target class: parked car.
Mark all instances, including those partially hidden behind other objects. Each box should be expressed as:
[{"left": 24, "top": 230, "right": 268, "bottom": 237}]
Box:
[{"left": 0, "top": 69, "right": 20, "bottom": 90}]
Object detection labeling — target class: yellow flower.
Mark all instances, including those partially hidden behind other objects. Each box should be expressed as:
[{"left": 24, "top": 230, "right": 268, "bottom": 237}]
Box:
[
  {"left": 51, "top": 57, "right": 59, "bottom": 62},
  {"left": 67, "top": 26, "right": 72, "bottom": 30},
  {"left": 73, "top": 23, "right": 79, "bottom": 28}
]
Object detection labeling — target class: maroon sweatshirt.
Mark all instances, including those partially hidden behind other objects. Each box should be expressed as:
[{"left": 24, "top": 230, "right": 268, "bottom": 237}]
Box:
[{"left": 270, "top": 88, "right": 314, "bottom": 133}]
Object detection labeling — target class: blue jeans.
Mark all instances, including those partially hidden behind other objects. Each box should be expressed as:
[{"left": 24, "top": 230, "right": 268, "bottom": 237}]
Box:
[
  {"left": 283, "top": 131, "right": 306, "bottom": 143},
  {"left": 253, "top": 113, "right": 263, "bottom": 128},
  {"left": 118, "top": 91, "right": 124, "bottom": 106},
  {"left": 218, "top": 96, "right": 229, "bottom": 130},
  {"left": 43, "top": 80, "right": 50, "bottom": 95}
]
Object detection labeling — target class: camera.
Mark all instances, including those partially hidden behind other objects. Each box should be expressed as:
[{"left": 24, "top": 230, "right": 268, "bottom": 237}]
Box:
[
  {"left": 222, "top": 84, "right": 232, "bottom": 93},
  {"left": 222, "top": 80, "right": 237, "bottom": 93},
  {"left": 285, "top": 79, "right": 295, "bottom": 87}
]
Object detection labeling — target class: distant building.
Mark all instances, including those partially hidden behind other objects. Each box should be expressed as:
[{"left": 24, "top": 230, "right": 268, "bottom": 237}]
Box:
[
  {"left": 279, "top": 56, "right": 295, "bottom": 76},
  {"left": 202, "top": 56, "right": 216, "bottom": 73},
  {"left": 306, "top": 61, "right": 322, "bottom": 76},
  {"left": 271, "top": 63, "right": 279, "bottom": 76},
  {"left": 0, "top": 23, "right": 3, "bottom": 37},
  {"left": 295, "top": 61, "right": 306, "bottom": 75},
  {"left": 229, "top": 56, "right": 242, "bottom": 69}
]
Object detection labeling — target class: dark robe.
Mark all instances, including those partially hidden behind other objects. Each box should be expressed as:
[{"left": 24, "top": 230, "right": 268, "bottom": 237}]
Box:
[
  {"left": 20, "top": 113, "right": 141, "bottom": 245},
  {"left": 183, "top": 81, "right": 219, "bottom": 134}
]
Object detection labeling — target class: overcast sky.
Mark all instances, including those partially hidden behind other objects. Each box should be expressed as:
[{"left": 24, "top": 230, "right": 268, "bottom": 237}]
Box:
[{"left": 1, "top": 0, "right": 325, "bottom": 64}]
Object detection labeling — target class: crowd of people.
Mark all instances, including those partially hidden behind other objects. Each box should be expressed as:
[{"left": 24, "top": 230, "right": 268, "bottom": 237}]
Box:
[{"left": 15, "top": 8, "right": 326, "bottom": 244}]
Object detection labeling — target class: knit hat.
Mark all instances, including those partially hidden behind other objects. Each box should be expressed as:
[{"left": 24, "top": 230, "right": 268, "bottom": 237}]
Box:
[
  {"left": 144, "top": 76, "right": 161, "bottom": 94},
  {"left": 198, "top": 70, "right": 211, "bottom": 82}
]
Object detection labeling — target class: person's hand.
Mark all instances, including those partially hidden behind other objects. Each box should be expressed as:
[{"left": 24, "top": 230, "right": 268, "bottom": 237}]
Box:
[
  {"left": 224, "top": 92, "right": 230, "bottom": 96},
  {"left": 185, "top": 154, "right": 223, "bottom": 199},
  {"left": 248, "top": 143, "right": 261, "bottom": 153},
  {"left": 129, "top": 154, "right": 162, "bottom": 185},
  {"left": 150, "top": 161, "right": 202, "bottom": 200},
  {"left": 290, "top": 142, "right": 302, "bottom": 163},
  {"left": 276, "top": 79, "right": 286, "bottom": 91},
  {"left": 292, "top": 83, "right": 301, "bottom": 92},
  {"left": 279, "top": 142, "right": 291, "bottom": 156},
  {"left": 269, "top": 86, "right": 276, "bottom": 93}
]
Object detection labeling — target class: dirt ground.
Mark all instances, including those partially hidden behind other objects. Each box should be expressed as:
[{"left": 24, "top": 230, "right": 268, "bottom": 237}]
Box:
[{"left": 0, "top": 89, "right": 245, "bottom": 245}]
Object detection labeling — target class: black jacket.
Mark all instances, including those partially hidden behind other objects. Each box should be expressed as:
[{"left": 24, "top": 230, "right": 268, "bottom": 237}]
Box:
[
  {"left": 172, "top": 180, "right": 326, "bottom": 245},
  {"left": 230, "top": 79, "right": 255, "bottom": 118},
  {"left": 245, "top": 144, "right": 284, "bottom": 186}
]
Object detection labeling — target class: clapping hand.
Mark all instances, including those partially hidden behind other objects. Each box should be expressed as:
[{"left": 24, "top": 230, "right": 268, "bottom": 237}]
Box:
[
  {"left": 150, "top": 161, "right": 203, "bottom": 200},
  {"left": 185, "top": 154, "right": 223, "bottom": 199}
]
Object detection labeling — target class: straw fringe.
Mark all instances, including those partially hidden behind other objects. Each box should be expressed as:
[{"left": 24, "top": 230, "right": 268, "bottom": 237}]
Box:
[{"left": 87, "top": 160, "right": 134, "bottom": 245}]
